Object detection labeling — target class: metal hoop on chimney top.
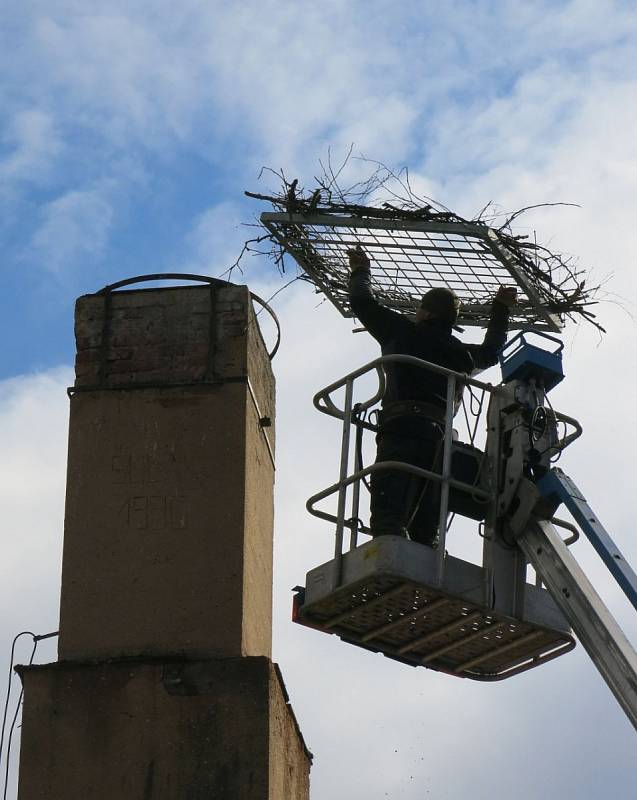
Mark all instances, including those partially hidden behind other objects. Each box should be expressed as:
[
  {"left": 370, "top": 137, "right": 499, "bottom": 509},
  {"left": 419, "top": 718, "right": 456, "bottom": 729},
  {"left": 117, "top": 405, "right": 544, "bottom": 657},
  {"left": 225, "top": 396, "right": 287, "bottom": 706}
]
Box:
[{"left": 96, "top": 273, "right": 281, "bottom": 360}]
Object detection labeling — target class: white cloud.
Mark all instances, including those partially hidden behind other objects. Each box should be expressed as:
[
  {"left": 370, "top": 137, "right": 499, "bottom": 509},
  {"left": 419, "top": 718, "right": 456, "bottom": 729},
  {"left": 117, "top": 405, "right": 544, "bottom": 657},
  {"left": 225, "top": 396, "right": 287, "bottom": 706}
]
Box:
[
  {"left": 2, "top": 0, "right": 636, "bottom": 178},
  {"left": 186, "top": 201, "right": 251, "bottom": 277},
  {"left": 0, "top": 368, "right": 70, "bottom": 594},
  {"left": 30, "top": 11, "right": 201, "bottom": 147},
  {"left": 0, "top": 109, "right": 61, "bottom": 185},
  {"left": 30, "top": 187, "right": 114, "bottom": 275}
]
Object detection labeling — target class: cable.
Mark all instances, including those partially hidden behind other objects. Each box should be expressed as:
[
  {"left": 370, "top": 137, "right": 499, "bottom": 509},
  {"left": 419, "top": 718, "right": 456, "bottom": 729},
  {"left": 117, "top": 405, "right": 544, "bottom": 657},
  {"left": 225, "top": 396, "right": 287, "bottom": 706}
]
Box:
[
  {"left": 0, "top": 633, "right": 33, "bottom": 774},
  {"left": 460, "top": 384, "right": 486, "bottom": 447},
  {"left": 530, "top": 392, "right": 569, "bottom": 464},
  {"left": 352, "top": 404, "right": 372, "bottom": 494},
  {"left": 460, "top": 396, "right": 472, "bottom": 442},
  {"left": 1, "top": 630, "right": 58, "bottom": 800},
  {"left": 2, "top": 639, "right": 36, "bottom": 800},
  {"left": 543, "top": 393, "right": 569, "bottom": 464},
  {"left": 1, "top": 632, "right": 35, "bottom": 800},
  {"left": 470, "top": 387, "right": 486, "bottom": 444}
]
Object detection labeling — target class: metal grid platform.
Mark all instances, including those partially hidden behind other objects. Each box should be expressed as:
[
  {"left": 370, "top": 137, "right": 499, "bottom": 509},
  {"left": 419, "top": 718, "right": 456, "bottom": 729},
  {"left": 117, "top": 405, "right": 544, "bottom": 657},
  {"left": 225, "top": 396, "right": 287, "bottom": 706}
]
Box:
[
  {"left": 295, "top": 574, "right": 575, "bottom": 680},
  {"left": 261, "top": 212, "right": 563, "bottom": 331}
]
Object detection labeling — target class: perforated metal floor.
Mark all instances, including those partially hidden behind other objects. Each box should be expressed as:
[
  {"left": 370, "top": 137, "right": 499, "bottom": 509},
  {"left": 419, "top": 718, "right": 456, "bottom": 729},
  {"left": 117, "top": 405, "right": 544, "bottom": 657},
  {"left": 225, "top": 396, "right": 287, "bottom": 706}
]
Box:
[{"left": 294, "top": 574, "right": 575, "bottom": 680}]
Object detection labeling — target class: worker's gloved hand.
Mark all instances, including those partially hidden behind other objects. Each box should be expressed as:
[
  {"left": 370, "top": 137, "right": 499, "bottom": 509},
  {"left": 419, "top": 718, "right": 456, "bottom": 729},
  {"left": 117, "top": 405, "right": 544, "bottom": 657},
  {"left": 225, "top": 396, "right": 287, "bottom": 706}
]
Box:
[
  {"left": 494, "top": 286, "right": 517, "bottom": 307},
  {"left": 347, "top": 244, "right": 371, "bottom": 272}
]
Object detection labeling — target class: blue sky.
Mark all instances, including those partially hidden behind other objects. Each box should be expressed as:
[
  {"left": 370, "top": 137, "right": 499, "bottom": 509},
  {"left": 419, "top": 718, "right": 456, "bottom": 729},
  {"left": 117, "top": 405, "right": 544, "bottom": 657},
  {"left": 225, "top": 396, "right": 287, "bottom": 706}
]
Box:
[{"left": 2, "top": 2, "right": 637, "bottom": 798}]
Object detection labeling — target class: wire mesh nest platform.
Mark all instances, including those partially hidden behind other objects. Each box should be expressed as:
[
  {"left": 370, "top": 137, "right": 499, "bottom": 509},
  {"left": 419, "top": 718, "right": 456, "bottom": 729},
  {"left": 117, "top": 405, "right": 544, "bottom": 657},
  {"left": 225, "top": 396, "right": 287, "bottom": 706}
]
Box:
[{"left": 261, "top": 209, "right": 574, "bottom": 331}]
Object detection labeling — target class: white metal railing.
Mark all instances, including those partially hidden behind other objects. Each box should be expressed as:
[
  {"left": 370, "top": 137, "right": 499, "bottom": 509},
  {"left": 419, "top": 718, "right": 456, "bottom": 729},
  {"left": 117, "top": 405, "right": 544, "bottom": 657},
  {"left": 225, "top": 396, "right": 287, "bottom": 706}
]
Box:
[{"left": 307, "top": 354, "right": 582, "bottom": 587}]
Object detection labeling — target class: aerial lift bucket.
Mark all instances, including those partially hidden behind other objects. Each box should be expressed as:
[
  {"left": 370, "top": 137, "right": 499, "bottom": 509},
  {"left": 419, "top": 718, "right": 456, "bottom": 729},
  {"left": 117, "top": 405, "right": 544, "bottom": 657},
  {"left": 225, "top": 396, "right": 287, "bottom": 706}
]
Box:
[{"left": 293, "top": 338, "right": 579, "bottom": 680}]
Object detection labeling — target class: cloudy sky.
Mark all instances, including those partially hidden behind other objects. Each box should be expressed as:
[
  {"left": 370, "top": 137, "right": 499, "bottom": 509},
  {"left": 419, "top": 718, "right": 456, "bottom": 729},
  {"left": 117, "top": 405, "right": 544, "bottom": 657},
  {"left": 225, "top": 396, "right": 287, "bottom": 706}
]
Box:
[{"left": 1, "top": 1, "right": 636, "bottom": 797}]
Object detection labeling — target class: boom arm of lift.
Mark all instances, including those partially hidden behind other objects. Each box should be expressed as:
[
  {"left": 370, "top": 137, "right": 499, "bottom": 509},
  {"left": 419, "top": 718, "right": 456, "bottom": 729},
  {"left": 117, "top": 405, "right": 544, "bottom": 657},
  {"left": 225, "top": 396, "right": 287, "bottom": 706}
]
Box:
[{"left": 511, "top": 469, "right": 637, "bottom": 730}]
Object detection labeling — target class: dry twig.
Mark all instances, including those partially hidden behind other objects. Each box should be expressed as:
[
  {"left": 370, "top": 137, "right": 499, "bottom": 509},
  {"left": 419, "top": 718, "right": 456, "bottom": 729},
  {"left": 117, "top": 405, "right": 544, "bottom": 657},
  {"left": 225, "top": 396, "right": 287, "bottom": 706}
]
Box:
[{"left": 235, "top": 155, "right": 607, "bottom": 333}]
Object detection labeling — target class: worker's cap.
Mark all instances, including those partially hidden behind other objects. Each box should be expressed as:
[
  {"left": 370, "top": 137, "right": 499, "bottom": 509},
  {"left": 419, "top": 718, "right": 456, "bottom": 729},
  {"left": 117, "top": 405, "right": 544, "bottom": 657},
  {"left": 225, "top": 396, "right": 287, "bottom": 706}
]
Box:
[{"left": 420, "top": 287, "right": 461, "bottom": 323}]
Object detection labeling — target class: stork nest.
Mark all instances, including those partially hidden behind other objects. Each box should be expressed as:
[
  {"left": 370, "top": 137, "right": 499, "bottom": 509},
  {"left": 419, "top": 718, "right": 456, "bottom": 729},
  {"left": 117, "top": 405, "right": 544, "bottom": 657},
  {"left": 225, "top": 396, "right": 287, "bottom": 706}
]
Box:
[{"left": 238, "top": 160, "right": 605, "bottom": 334}]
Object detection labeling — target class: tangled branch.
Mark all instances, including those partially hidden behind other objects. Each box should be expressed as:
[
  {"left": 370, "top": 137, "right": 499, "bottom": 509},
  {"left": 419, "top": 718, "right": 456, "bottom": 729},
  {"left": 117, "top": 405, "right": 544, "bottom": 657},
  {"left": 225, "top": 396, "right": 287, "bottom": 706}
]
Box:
[{"left": 237, "top": 155, "right": 607, "bottom": 333}]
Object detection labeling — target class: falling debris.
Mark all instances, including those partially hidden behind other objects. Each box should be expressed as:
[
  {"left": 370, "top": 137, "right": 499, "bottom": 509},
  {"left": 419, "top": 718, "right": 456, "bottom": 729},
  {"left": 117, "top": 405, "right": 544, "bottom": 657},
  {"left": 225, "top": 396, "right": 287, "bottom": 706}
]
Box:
[{"left": 244, "top": 160, "right": 606, "bottom": 333}]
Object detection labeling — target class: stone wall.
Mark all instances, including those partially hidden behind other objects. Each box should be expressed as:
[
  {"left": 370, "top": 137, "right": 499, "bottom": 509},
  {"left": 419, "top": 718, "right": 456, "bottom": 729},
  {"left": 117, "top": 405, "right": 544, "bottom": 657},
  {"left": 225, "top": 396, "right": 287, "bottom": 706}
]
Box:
[{"left": 18, "top": 658, "right": 311, "bottom": 800}]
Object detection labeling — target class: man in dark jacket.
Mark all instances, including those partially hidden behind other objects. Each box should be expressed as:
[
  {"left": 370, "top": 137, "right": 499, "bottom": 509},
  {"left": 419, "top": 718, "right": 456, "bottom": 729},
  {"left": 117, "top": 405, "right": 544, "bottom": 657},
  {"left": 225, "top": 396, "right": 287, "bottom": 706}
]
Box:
[{"left": 348, "top": 244, "right": 516, "bottom": 546}]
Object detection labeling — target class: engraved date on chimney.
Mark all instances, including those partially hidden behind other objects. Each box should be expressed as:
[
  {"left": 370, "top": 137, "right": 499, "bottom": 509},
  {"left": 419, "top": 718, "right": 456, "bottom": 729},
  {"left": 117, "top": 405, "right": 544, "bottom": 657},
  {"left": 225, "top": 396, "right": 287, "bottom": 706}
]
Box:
[
  {"left": 118, "top": 494, "right": 188, "bottom": 530},
  {"left": 111, "top": 445, "right": 195, "bottom": 530}
]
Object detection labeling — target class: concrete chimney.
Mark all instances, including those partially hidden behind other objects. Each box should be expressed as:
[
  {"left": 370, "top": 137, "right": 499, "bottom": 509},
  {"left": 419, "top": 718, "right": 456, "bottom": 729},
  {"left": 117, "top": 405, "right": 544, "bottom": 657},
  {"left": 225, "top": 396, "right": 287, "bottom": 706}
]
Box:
[{"left": 17, "top": 280, "right": 311, "bottom": 799}]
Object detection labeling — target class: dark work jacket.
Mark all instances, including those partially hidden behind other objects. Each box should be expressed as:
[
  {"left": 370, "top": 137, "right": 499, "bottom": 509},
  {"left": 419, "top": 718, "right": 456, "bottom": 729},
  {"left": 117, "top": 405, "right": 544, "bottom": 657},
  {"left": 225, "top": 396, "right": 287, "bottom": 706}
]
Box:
[{"left": 349, "top": 269, "right": 510, "bottom": 411}]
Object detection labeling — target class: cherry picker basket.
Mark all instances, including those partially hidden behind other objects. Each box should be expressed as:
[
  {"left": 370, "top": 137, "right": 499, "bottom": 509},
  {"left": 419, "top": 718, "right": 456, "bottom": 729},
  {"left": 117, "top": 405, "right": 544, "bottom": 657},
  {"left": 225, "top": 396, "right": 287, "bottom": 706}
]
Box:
[{"left": 294, "top": 354, "right": 580, "bottom": 680}]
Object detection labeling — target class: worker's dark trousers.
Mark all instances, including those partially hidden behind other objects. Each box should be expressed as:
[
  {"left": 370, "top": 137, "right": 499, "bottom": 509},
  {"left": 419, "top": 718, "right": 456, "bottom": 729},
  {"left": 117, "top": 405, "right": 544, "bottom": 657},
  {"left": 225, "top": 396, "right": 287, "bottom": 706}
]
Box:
[{"left": 370, "top": 416, "right": 444, "bottom": 546}]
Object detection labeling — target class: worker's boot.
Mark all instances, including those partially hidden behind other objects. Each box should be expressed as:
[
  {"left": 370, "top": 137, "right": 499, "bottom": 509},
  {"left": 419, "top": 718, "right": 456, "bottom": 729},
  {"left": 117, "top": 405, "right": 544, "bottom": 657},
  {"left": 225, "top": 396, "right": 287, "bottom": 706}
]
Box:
[
  {"left": 371, "top": 526, "right": 408, "bottom": 539},
  {"left": 409, "top": 527, "right": 439, "bottom": 549}
]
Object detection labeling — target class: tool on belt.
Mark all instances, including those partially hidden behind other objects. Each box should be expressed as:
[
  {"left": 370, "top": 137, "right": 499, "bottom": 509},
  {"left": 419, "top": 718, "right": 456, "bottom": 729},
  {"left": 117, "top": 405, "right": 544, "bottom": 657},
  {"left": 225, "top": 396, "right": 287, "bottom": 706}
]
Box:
[{"left": 378, "top": 400, "right": 446, "bottom": 426}]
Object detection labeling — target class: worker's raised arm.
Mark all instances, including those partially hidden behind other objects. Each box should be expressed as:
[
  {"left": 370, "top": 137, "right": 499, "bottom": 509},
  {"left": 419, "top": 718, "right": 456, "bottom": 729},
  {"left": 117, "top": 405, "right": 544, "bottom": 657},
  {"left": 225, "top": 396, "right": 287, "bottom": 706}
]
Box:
[
  {"left": 347, "top": 245, "right": 403, "bottom": 344},
  {"left": 466, "top": 286, "right": 517, "bottom": 371}
]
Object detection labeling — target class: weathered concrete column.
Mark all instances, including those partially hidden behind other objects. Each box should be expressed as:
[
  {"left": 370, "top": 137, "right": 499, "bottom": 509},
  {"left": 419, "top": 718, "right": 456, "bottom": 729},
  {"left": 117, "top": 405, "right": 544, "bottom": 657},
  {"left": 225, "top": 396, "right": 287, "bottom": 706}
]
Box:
[
  {"left": 17, "top": 280, "right": 311, "bottom": 799},
  {"left": 58, "top": 282, "right": 276, "bottom": 661}
]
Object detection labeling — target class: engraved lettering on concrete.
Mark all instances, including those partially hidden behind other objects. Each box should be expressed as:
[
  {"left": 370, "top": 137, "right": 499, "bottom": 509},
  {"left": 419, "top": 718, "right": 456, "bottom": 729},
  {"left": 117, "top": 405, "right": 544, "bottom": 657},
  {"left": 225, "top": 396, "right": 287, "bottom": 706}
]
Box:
[
  {"left": 118, "top": 495, "right": 188, "bottom": 530},
  {"left": 113, "top": 445, "right": 190, "bottom": 529}
]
